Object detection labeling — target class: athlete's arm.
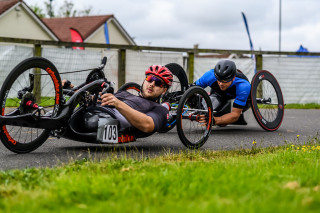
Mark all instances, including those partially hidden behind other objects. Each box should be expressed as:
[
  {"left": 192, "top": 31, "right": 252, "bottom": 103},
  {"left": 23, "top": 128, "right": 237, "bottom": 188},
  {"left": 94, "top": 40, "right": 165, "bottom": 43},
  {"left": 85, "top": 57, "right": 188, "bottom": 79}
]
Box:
[
  {"left": 198, "top": 107, "right": 242, "bottom": 126},
  {"left": 195, "top": 69, "right": 216, "bottom": 88},
  {"left": 214, "top": 107, "right": 242, "bottom": 126},
  {"left": 101, "top": 93, "right": 155, "bottom": 133}
]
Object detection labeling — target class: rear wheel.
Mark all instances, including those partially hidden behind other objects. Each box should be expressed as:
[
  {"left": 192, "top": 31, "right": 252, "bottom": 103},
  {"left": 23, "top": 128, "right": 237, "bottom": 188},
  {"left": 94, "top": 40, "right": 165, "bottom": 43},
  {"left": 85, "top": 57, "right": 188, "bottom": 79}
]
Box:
[
  {"left": 0, "top": 57, "right": 63, "bottom": 153},
  {"left": 163, "top": 63, "right": 189, "bottom": 103},
  {"left": 176, "top": 86, "right": 213, "bottom": 148},
  {"left": 160, "top": 63, "right": 189, "bottom": 133},
  {"left": 118, "top": 82, "right": 141, "bottom": 96},
  {"left": 250, "top": 70, "right": 284, "bottom": 131}
]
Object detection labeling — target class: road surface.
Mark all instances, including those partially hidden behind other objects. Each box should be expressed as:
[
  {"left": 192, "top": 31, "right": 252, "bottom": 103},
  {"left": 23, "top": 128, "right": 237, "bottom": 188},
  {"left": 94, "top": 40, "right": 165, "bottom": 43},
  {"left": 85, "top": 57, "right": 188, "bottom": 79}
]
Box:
[{"left": 0, "top": 109, "right": 319, "bottom": 170}]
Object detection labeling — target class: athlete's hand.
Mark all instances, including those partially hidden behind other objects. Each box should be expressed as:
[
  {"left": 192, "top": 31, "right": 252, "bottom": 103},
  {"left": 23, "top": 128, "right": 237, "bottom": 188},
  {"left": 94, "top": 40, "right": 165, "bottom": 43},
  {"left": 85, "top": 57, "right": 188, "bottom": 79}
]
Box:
[
  {"left": 198, "top": 114, "right": 208, "bottom": 126},
  {"left": 62, "top": 79, "right": 74, "bottom": 89},
  {"left": 198, "top": 114, "right": 215, "bottom": 126},
  {"left": 101, "top": 93, "right": 120, "bottom": 107}
]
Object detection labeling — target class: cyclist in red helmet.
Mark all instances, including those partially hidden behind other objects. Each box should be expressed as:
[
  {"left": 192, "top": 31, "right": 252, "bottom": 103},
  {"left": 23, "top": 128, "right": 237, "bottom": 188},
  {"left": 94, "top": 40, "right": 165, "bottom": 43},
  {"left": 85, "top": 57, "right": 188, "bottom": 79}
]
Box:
[{"left": 100, "top": 65, "right": 173, "bottom": 137}]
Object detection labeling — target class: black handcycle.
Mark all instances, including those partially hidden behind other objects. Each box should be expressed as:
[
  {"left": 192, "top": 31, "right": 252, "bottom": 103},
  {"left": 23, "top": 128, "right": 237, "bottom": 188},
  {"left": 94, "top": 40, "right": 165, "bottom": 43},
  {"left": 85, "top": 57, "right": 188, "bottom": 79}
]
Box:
[
  {"left": 121, "top": 64, "right": 285, "bottom": 132},
  {"left": 0, "top": 57, "right": 214, "bottom": 153}
]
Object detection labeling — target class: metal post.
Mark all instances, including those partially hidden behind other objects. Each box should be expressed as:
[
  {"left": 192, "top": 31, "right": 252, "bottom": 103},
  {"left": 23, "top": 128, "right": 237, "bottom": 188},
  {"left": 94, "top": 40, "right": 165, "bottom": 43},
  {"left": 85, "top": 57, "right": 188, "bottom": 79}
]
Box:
[{"left": 279, "top": 0, "right": 282, "bottom": 53}]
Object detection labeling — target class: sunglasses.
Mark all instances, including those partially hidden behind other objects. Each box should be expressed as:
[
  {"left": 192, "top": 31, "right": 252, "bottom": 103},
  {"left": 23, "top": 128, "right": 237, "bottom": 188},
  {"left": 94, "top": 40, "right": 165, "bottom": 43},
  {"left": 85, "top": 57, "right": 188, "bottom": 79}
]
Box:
[
  {"left": 145, "top": 75, "right": 165, "bottom": 88},
  {"left": 217, "top": 79, "right": 232, "bottom": 83}
]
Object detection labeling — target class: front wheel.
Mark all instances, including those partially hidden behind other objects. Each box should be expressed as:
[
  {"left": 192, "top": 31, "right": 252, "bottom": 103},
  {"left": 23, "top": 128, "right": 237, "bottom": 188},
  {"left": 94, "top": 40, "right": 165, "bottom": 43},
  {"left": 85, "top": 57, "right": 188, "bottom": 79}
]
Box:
[
  {"left": 0, "top": 57, "right": 63, "bottom": 153},
  {"left": 250, "top": 70, "right": 284, "bottom": 131},
  {"left": 176, "top": 86, "right": 213, "bottom": 148}
]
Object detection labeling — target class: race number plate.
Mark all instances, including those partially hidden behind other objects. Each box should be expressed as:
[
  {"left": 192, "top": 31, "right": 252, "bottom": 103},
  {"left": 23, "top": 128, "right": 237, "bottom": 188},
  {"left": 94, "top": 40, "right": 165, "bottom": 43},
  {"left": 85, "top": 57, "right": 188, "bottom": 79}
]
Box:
[{"left": 102, "top": 125, "right": 118, "bottom": 143}]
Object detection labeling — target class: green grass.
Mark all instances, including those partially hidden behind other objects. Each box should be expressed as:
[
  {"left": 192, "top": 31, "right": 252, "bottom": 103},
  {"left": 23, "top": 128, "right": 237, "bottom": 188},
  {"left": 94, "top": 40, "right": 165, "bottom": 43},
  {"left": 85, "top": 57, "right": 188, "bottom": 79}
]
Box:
[
  {"left": 285, "top": 103, "right": 320, "bottom": 109},
  {"left": 0, "top": 141, "right": 320, "bottom": 213},
  {"left": 4, "top": 97, "right": 58, "bottom": 108}
]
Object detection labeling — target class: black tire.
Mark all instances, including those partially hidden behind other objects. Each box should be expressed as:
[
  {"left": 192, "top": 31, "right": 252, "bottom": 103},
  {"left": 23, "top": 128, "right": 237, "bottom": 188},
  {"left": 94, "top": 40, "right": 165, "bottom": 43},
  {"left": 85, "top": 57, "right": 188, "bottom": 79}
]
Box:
[
  {"left": 118, "top": 82, "right": 141, "bottom": 96},
  {"left": 250, "top": 70, "right": 284, "bottom": 131},
  {"left": 163, "top": 63, "right": 189, "bottom": 102},
  {"left": 0, "top": 57, "right": 63, "bottom": 153},
  {"left": 158, "top": 63, "right": 189, "bottom": 133},
  {"left": 176, "top": 86, "right": 213, "bottom": 148}
]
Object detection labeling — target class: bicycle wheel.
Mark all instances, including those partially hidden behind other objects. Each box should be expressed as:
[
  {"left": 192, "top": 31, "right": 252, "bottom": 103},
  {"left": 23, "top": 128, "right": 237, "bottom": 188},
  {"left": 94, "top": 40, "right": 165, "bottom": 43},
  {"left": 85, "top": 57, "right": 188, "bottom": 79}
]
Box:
[
  {"left": 250, "top": 70, "right": 284, "bottom": 131},
  {"left": 159, "top": 63, "right": 189, "bottom": 133},
  {"left": 0, "top": 57, "right": 63, "bottom": 153},
  {"left": 176, "top": 86, "right": 213, "bottom": 148},
  {"left": 118, "top": 82, "right": 141, "bottom": 96},
  {"left": 163, "top": 63, "right": 189, "bottom": 102}
]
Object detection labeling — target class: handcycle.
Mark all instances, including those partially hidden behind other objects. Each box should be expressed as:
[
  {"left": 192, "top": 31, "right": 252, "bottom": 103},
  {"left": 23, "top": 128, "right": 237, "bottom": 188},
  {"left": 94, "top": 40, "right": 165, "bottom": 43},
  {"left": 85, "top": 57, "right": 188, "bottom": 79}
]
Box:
[
  {"left": 120, "top": 64, "right": 285, "bottom": 132},
  {"left": 0, "top": 57, "right": 214, "bottom": 153}
]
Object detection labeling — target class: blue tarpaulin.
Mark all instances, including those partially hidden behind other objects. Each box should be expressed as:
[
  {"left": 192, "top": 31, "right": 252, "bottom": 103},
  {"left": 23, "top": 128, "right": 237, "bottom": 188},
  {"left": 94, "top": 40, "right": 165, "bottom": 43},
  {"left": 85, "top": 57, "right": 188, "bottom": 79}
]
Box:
[
  {"left": 297, "top": 45, "right": 308, "bottom": 53},
  {"left": 289, "top": 45, "right": 319, "bottom": 57}
]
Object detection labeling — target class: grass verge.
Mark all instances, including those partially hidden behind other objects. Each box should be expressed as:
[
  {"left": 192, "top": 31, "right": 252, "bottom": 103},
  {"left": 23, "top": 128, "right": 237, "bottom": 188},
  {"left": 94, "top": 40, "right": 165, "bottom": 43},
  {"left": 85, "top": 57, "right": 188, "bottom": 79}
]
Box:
[
  {"left": 285, "top": 103, "right": 320, "bottom": 109},
  {"left": 0, "top": 142, "right": 320, "bottom": 213}
]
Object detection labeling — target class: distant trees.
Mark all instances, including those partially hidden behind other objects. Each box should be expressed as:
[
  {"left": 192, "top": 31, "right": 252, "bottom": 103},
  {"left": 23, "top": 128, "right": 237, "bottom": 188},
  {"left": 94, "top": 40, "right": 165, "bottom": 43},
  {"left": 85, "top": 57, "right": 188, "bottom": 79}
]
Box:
[
  {"left": 30, "top": 4, "right": 46, "bottom": 18},
  {"left": 30, "top": 0, "right": 92, "bottom": 18}
]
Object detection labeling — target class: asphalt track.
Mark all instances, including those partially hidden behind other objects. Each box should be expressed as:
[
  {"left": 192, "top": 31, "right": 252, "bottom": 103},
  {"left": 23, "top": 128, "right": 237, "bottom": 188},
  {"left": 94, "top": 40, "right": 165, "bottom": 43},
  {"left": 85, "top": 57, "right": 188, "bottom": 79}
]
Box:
[{"left": 0, "top": 109, "right": 319, "bottom": 170}]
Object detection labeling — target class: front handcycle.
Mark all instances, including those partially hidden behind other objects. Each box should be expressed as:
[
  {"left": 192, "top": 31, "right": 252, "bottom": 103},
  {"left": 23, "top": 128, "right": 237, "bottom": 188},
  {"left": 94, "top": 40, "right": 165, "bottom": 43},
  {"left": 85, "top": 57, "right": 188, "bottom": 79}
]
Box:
[{"left": 0, "top": 57, "right": 213, "bottom": 153}]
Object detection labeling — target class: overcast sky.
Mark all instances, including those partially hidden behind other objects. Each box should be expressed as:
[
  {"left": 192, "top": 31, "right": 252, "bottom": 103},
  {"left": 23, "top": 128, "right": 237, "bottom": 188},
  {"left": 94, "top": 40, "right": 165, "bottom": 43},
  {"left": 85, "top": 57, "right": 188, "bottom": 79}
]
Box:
[{"left": 24, "top": 0, "right": 320, "bottom": 52}]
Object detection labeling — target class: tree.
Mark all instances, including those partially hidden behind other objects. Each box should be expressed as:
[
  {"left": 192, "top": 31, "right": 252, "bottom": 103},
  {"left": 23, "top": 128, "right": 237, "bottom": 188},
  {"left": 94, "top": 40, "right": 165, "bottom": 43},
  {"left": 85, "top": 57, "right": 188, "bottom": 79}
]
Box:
[
  {"left": 30, "top": 4, "right": 46, "bottom": 18},
  {"left": 44, "top": 0, "right": 55, "bottom": 18},
  {"left": 29, "top": 0, "right": 92, "bottom": 18},
  {"left": 58, "top": 0, "right": 77, "bottom": 17},
  {"left": 79, "top": 6, "right": 92, "bottom": 16}
]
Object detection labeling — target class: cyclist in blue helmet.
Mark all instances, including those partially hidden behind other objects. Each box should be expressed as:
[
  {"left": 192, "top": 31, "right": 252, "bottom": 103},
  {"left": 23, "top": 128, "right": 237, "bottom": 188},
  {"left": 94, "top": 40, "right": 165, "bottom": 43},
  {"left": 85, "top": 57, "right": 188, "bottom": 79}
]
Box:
[{"left": 195, "top": 59, "right": 251, "bottom": 126}]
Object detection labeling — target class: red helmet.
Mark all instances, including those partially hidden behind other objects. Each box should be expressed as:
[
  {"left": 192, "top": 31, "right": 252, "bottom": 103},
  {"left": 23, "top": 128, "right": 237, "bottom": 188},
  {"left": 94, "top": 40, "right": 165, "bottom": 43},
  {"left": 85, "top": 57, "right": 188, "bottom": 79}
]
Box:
[{"left": 145, "top": 65, "right": 173, "bottom": 87}]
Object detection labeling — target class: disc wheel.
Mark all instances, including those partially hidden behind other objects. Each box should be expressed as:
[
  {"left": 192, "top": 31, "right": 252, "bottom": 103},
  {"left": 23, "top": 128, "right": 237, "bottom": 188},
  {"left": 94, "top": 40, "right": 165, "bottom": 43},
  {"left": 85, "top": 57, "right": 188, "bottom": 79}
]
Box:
[
  {"left": 0, "top": 57, "right": 63, "bottom": 153},
  {"left": 118, "top": 82, "right": 141, "bottom": 96},
  {"left": 176, "top": 86, "right": 213, "bottom": 148},
  {"left": 160, "top": 63, "right": 189, "bottom": 133},
  {"left": 250, "top": 70, "right": 284, "bottom": 131}
]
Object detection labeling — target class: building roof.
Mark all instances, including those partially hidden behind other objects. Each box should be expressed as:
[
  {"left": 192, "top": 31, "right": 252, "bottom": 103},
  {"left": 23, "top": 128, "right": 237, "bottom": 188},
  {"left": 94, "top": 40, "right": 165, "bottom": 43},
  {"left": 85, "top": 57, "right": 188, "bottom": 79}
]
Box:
[
  {"left": 0, "top": 0, "right": 59, "bottom": 40},
  {"left": 1, "top": 1, "right": 135, "bottom": 44},
  {"left": 42, "top": 15, "right": 114, "bottom": 42},
  {"left": 0, "top": 0, "right": 19, "bottom": 15}
]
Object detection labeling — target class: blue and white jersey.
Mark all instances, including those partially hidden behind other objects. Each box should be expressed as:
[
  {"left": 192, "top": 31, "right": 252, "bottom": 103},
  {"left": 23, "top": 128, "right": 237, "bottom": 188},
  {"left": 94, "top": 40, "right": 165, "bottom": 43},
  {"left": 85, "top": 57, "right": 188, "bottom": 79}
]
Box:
[{"left": 195, "top": 69, "right": 251, "bottom": 109}]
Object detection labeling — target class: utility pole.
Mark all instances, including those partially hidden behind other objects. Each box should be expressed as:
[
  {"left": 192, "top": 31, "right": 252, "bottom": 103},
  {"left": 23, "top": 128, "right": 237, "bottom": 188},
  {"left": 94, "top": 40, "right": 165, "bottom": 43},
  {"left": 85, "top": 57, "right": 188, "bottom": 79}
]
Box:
[{"left": 279, "top": 0, "right": 282, "bottom": 53}]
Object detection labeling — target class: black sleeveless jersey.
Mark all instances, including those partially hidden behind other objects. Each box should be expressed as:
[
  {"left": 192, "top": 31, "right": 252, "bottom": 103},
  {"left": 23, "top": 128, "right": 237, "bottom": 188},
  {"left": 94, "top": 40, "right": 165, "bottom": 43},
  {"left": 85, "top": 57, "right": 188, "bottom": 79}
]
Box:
[{"left": 114, "top": 91, "right": 168, "bottom": 138}]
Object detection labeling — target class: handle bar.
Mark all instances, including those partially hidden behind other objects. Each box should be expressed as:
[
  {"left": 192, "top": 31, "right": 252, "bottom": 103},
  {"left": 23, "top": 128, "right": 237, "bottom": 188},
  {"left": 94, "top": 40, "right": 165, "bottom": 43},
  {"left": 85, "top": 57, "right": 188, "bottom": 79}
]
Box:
[{"left": 98, "top": 57, "right": 107, "bottom": 70}]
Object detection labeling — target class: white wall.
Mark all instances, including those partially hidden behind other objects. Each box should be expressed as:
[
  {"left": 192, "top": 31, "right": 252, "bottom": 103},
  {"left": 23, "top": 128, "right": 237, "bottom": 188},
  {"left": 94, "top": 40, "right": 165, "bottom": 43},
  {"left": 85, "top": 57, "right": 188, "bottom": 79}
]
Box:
[
  {"left": 1, "top": 44, "right": 320, "bottom": 104},
  {"left": 263, "top": 56, "right": 320, "bottom": 104},
  {"left": 0, "top": 6, "right": 53, "bottom": 40}
]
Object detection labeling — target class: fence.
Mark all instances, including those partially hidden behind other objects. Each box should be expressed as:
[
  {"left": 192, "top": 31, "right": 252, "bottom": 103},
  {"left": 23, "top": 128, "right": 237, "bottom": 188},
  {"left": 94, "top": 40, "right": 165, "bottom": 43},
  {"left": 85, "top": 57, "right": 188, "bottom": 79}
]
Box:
[{"left": 1, "top": 36, "right": 320, "bottom": 104}]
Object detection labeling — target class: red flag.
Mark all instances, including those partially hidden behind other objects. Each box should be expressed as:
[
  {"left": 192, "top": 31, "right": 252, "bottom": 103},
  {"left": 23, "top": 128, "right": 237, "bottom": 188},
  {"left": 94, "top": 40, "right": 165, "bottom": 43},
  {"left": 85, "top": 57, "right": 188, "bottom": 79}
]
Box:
[{"left": 70, "top": 28, "right": 84, "bottom": 50}]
